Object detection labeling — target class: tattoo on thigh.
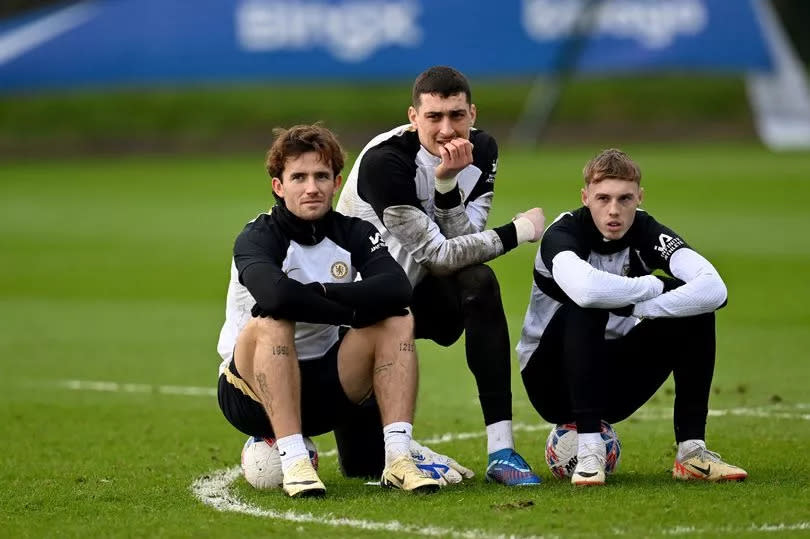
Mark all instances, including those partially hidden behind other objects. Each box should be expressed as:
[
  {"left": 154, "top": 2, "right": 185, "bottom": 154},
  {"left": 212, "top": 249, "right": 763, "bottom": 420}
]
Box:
[
  {"left": 399, "top": 341, "right": 414, "bottom": 352},
  {"left": 374, "top": 362, "right": 393, "bottom": 374},
  {"left": 271, "top": 345, "right": 289, "bottom": 356}
]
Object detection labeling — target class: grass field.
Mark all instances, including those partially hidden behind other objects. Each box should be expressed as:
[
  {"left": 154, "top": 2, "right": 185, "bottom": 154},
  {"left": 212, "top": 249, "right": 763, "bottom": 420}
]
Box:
[{"left": 2, "top": 143, "right": 809, "bottom": 537}]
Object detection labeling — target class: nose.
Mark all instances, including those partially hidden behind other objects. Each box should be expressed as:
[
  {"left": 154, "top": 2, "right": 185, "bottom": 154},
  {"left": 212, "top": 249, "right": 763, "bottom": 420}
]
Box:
[
  {"left": 608, "top": 201, "right": 620, "bottom": 216},
  {"left": 438, "top": 117, "right": 455, "bottom": 137},
  {"left": 304, "top": 177, "right": 319, "bottom": 194}
]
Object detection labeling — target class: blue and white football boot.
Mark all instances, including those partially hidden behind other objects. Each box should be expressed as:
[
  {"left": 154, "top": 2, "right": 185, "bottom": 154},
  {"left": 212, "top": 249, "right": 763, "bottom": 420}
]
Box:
[{"left": 485, "top": 448, "right": 542, "bottom": 486}]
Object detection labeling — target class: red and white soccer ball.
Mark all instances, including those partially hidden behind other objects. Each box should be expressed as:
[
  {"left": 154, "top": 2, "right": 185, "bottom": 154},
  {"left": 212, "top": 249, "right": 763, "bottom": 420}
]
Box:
[
  {"left": 544, "top": 420, "right": 622, "bottom": 479},
  {"left": 240, "top": 436, "right": 319, "bottom": 489}
]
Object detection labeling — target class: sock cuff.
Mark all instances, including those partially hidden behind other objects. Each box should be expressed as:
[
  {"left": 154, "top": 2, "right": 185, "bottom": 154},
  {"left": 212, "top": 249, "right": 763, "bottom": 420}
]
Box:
[
  {"left": 486, "top": 420, "right": 514, "bottom": 454},
  {"left": 577, "top": 432, "right": 605, "bottom": 457},
  {"left": 383, "top": 422, "right": 413, "bottom": 438}
]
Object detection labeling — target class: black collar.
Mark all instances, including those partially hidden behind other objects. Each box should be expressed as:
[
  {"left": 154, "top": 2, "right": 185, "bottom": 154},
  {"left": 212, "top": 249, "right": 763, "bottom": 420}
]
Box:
[
  {"left": 581, "top": 207, "right": 632, "bottom": 255},
  {"left": 271, "top": 201, "right": 333, "bottom": 246}
]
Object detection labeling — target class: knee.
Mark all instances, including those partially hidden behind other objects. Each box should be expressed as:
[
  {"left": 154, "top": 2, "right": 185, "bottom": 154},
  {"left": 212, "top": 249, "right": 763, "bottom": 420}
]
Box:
[
  {"left": 377, "top": 312, "right": 414, "bottom": 337},
  {"left": 456, "top": 264, "right": 501, "bottom": 309},
  {"left": 250, "top": 316, "right": 295, "bottom": 344}
]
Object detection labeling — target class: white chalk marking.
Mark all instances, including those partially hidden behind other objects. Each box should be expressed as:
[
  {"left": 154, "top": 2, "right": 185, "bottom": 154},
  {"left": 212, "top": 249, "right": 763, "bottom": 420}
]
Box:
[
  {"left": 193, "top": 466, "right": 810, "bottom": 537},
  {"left": 191, "top": 466, "right": 548, "bottom": 539},
  {"left": 54, "top": 379, "right": 216, "bottom": 397}
]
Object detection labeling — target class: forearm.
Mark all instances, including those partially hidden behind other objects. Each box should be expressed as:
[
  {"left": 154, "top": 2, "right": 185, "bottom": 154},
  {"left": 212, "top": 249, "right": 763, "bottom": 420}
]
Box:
[
  {"left": 434, "top": 204, "right": 478, "bottom": 238},
  {"left": 433, "top": 188, "right": 490, "bottom": 238},
  {"left": 241, "top": 264, "right": 354, "bottom": 325},
  {"left": 383, "top": 205, "right": 516, "bottom": 275},
  {"left": 551, "top": 251, "right": 663, "bottom": 308},
  {"left": 323, "top": 271, "right": 411, "bottom": 312},
  {"left": 633, "top": 248, "right": 727, "bottom": 318}
]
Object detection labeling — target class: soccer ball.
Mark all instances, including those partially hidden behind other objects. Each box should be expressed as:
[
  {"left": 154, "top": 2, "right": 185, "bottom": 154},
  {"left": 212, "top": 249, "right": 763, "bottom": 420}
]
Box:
[
  {"left": 240, "top": 436, "right": 319, "bottom": 489},
  {"left": 544, "top": 420, "right": 621, "bottom": 479}
]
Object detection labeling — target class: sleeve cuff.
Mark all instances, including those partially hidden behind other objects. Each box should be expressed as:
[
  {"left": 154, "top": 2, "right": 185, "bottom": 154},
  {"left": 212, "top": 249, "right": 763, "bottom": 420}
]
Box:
[
  {"left": 434, "top": 184, "right": 462, "bottom": 209},
  {"left": 493, "top": 222, "right": 518, "bottom": 252}
]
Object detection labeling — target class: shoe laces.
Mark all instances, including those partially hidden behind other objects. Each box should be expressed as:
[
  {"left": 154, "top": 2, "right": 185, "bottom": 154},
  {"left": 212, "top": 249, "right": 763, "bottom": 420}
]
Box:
[
  {"left": 287, "top": 457, "right": 318, "bottom": 478},
  {"left": 576, "top": 452, "right": 606, "bottom": 473},
  {"left": 489, "top": 449, "right": 530, "bottom": 471},
  {"left": 696, "top": 448, "right": 723, "bottom": 463},
  {"left": 577, "top": 444, "right": 607, "bottom": 472}
]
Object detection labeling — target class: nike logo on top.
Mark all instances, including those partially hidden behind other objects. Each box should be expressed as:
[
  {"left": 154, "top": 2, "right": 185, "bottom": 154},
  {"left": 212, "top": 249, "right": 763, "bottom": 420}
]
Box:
[
  {"left": 389, "top": 429, "right": 407, "bottom": 434},
  {"left": 576, "top": 471, "right": 599, "bottom": 478}
]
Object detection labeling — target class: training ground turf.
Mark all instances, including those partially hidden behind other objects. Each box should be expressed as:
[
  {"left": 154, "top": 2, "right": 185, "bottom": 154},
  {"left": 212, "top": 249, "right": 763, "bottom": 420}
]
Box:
[{"left": 2, "top": 143, "right": 809, "bottom": 537}]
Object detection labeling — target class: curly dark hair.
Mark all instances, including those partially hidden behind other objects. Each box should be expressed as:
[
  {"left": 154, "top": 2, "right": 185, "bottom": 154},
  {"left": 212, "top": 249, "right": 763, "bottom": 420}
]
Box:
[{"left": 265, "top": 124, "right": 345, "bottom": 180}]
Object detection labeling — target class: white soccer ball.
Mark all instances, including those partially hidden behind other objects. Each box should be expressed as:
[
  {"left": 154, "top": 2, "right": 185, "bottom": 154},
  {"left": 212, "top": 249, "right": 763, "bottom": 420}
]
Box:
[
  {"left": 544, "top": 421, "right": 622, "bottom": 479},
  {"left": 240, "top": 436, "right": 319, "bottom": 489}
]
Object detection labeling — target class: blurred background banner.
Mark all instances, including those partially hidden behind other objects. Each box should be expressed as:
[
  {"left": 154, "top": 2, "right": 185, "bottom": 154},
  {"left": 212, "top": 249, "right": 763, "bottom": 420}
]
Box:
[
  {"left": 0, "top": 0, "right": 780, "bottom": 89},
  {"left": 1, "top": 0, "right": 808, "bottom": 150}
]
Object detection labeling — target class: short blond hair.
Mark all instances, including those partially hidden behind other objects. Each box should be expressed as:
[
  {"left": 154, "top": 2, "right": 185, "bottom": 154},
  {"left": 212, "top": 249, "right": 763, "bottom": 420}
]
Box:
[{"left": 583, "top": 148, "right": 641, "bottom": 185}]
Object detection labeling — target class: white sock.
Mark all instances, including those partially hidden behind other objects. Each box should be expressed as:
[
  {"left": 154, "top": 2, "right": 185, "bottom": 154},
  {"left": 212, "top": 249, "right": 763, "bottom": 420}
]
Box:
[
  {"left": 486, "top": 420, "right": 514, "bottom": 454},
  {"left": 276, "top": 434, "right": 309, "bottom": 474},
  {"left": 434, "top": 176, "right": 457, "bottom": 194},
  {"left": 677, "top": 439, "right": 706, "bottom": 461},
  {"left": 577, "top": 432, "right": 605, "bottom": 458},
  {"left": 383, "top": 422, "right": 413, "bottom": 465}
]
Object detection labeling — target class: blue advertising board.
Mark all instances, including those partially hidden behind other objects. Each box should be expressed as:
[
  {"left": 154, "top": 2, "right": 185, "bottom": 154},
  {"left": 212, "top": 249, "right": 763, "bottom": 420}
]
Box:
[{"left": 0, "top": 0, "right": 774, "bottom": 91}]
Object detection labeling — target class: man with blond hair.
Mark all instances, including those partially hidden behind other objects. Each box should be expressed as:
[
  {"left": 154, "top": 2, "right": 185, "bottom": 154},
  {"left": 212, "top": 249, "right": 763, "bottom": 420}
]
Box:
[{"left": 517, "top": 148, "right": 747, "bottom": 486}]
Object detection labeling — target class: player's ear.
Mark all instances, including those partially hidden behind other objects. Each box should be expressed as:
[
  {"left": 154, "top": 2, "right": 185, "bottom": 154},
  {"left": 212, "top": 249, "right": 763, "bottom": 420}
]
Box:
[
  {"left": 581, "top": 187, "right": 588, "bottom": 206},
  {"left": 408, "top": 106, "right": 418, "bottom": 128},
  {"left": 334, "top": 174, "right": 343, "bottom": 190},
  {"left": 271, "top": 177, "right": 284, "bottom": 198},
  {"left": 469, "top": 103, "right": 477, "bottom": 126},
  {"left": 638, "top": 186, "right": 644, "bottom": 205}
]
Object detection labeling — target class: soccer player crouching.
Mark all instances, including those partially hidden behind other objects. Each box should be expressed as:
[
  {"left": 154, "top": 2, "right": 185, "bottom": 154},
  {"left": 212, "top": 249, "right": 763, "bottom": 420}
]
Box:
[
  {"left": 216, "top": 125, "right": 465, "bottom": 497},
  {"left": 337, "top": 66, "right": 545, "bottom": 486},
  {"left": 517, "top": 148, "right": 747, "bottom": 486}
]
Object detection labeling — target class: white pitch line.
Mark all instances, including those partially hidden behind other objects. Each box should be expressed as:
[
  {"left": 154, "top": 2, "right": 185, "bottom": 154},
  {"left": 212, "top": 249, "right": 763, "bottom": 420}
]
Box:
[
  {"left": 49, "top": 379, "right": 810, "bottom": 458},
  {"left": 191, "top": 466, "right": 551, "bottom": 539},
  {"left": 55, "top": 379, "right": 216, "bottom": 397},
  {"left": 185, "top": 397, "right": 810, "bottom": 537},
  {"left": 192, "top": 466, "right": 810, "bottom": 537},
  {"left": 659, "top": 522, "right": 810, "bottom": 535}
]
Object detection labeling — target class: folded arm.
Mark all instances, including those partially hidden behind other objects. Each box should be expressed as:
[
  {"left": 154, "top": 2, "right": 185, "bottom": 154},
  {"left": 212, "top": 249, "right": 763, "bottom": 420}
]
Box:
[{"left": 633, "top": 248, "right": 727, "bottom": 318}]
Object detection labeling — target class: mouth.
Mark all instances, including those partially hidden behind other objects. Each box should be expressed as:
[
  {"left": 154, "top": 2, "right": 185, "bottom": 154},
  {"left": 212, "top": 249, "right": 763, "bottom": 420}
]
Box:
[{"left": 606, "top": 221, "right": 622, "bottom": 231}]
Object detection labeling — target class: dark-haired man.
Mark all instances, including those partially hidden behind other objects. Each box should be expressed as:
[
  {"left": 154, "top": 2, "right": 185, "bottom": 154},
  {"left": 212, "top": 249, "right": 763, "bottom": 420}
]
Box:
[
  {"left": 337, "top": 66, "right": 545, "bottom": 485},
  {"left": 517, "top": 148, "right": 747, "bottom": 486}
]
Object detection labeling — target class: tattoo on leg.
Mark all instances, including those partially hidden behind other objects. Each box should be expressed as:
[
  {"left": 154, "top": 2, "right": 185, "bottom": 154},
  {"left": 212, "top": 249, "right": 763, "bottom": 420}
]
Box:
[
  {"left": 256, "top": 372, "right": 273, "bottom": 415},
  {"left": 271, "top": 345, "right": 289, "bottom": 356},
  {"left": 399, "top": 342, "right": 414, "bottom": 352},
  {"left": 374, "top": 362, "right": 393, "bottom": 375}
]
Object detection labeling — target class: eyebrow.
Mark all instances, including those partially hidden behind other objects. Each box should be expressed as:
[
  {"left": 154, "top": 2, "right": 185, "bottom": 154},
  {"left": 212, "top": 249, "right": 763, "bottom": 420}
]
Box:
[
  {"left": 424, "top": 109, "right": 467, "bottom": 115},
  {"left": 594, "top": 191, "right": 635, "bottom": 198}
]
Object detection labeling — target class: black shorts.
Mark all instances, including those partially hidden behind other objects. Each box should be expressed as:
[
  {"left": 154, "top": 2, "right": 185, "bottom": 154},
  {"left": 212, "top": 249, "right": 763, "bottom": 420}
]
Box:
[
  {"left": 410, "top": 272, "right": 464, "bottom": 346},
  {"left": 217, "top": 336, "right": 360, "bottom": 438}
]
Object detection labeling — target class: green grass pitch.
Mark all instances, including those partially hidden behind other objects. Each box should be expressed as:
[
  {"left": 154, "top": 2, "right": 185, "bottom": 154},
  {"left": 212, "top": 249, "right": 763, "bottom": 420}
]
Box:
[{"left": 1, "top": 143, "right": 809, "bottom": 537}]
